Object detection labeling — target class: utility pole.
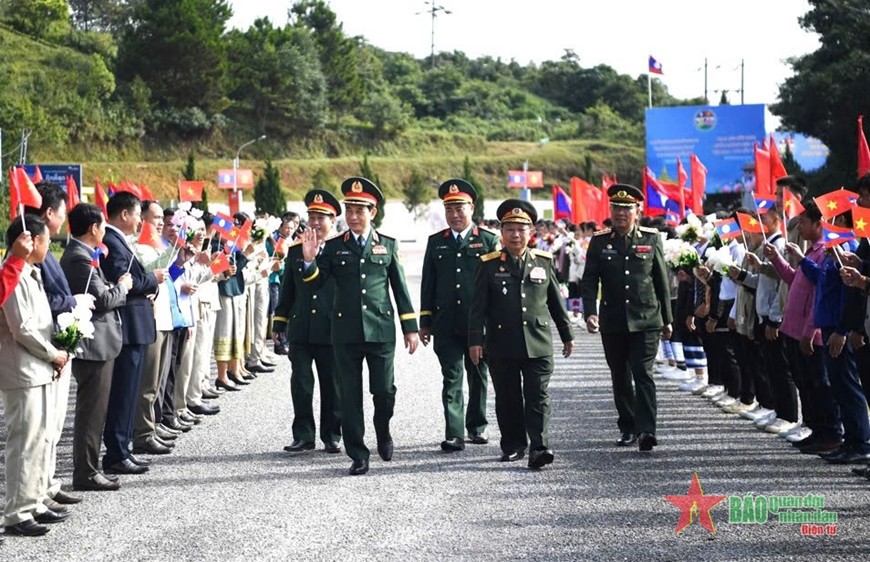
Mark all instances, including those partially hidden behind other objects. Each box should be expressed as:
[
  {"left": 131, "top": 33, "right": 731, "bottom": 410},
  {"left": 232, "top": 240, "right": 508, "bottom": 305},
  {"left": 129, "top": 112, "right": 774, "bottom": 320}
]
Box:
[
  {"left": 740, "top": 58, "right": 745, "bottom": 104},
  {"left": 704, "top": 58, "right": 708, "bottom": 104},
  {"left": 417, "top": 2, "right": 451, "bottom": 68}
]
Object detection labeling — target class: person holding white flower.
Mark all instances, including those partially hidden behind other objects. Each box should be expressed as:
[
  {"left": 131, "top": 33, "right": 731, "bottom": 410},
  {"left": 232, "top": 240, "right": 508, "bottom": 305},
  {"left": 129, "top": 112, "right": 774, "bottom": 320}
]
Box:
[{"left": 1, "top": 216, "right": 71, "bottom": 537}]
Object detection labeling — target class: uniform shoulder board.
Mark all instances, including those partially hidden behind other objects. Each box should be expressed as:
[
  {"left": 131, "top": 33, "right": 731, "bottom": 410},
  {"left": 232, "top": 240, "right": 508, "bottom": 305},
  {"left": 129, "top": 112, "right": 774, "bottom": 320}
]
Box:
[
  {"left": 530, "top": 249, "right": 553, "bottom": 259},
  {"left": 375, "top": 230, "right": 395, "bottom": 241},
  {"left": 479, "top": 226, "right": 498, "bottom": 236},
  {"left": 480, "top": 250, "right": 502, "bottom": 262},
  {"left": 322, "top": 233, "right": 342, "bottom": 244},
  {"left": 592, "top": 228, "right": 611, "bottom": 236},
  {"left": 638, "top": 226, "right": 659, "bottom": 234},
  {"left": 430, "top": 229, "right": 449, "bottom": 239}
]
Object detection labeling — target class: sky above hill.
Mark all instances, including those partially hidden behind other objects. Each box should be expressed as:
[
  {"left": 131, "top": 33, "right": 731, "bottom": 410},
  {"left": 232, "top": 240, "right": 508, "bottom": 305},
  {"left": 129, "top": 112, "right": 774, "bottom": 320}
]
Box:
[{"left": 229, "top": 0, "right": 820, "bottom": 109}]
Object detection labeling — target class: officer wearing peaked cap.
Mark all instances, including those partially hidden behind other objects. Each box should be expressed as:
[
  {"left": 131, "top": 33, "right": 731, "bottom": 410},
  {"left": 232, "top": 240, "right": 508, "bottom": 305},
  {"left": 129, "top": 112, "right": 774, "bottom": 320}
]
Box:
[
  {"left": 420, "top": 179, "right": 499, "bottom": 452},
  {"left": 468, "top": 199, "right": 574, "bottom": 470},
  {"left": 299, "top": 177, "right": 419, "bottom": 476},
  {"left": 580, "top": 183, "right": 673, "bottom": 452},
  {"left": 273, "top": 189, "right": 343, "bottom": 455}
]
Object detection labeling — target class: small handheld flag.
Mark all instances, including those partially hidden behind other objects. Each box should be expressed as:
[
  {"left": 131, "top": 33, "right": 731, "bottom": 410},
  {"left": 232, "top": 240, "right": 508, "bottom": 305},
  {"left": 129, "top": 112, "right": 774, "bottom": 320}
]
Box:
[
  {"left": 714, "top": 218, "right": 741, "bottom": 241},
  {"left": 815, "top": 189, "right": 859, "bottom": 220},
  {"left": 821, "top": 221, "right": 857, "bottom": 248}
]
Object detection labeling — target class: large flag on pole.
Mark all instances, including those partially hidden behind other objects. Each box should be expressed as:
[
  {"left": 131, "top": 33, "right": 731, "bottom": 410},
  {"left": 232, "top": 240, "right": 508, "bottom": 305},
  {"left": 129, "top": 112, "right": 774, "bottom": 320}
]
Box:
[
  {"left": 859, "top": 115, "right": 870, "bottom": 179},
  {"left": 66, "top": 175, "right": 81, "bottom": 213},
  {"left": 754, "top": 142, "right": 772, "bottom": 197},
  {"left": 94, "top": 179, "right": 109, "bottom": 218},
  {"left": 552, "top": 185, "right": 572, "bottom": 221},
  {"left": 689, "top": 154, "right": 707, "bottom": 216},
  {"left": 768, "top": 134, "right": 788, "bottom": 186}
]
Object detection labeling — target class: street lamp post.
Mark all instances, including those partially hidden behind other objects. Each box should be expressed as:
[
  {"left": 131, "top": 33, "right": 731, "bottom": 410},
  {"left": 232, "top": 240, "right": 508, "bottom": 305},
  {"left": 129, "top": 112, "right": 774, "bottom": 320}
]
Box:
[{"left": 229, "top": 134, "right": 266, "bottom": 215}]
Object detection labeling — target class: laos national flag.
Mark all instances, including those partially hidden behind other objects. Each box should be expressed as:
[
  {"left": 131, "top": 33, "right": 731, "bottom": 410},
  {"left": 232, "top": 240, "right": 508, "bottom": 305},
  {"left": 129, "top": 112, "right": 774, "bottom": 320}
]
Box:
[
  {"left": 714, "top": 218, "right": 741, "bottom": 241},
  {"left": 754, "top": 195, "right": 776, "bottom": 213},
  {"left": 649, "top": 56, "right": 663, "bottom": 75},
  {"left": 552, "top": 185, "right": 572, "bottom": 220},
  {"left": 212, "top": 212, "right": 234, "bottom": 236},
  {"left": 821, "top": 221, "right": 857, "bottom": 248}
]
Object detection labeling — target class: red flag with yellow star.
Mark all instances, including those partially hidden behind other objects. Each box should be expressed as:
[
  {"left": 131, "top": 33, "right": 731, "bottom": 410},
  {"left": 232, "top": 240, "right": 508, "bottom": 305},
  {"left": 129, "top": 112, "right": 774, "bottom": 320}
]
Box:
[
  {"left": 782, "top": 189, "right": 805, "bottom": 222},
  {"left": 852, "top": 204, "right": 870, "bottom": 238},
  {"left": 137, "top": 221, "right": 163, "bottom": 250},
  {"left": 179, "top": 181, "right": 205, "bottom": 202},
  {"left": 814, "top": 189, "right": 858, "bottom": 220},
  {"left": 736, "top": 212, "right": 764, "bottom": 234}
]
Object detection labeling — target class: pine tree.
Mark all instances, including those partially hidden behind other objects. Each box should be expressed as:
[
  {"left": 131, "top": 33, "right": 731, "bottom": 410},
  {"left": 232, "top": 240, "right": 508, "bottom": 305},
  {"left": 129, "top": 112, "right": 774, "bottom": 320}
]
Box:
[
  {"left": 463, "top": 156, "right": 485, "bottom": 223},
  {"left": 403, "top": 169, "right": 428, "bottom": 218},
  {"left": 311, "top": 167, "right": 334, "bottom": 191},
  {"left": 782, "top": 141, "right": 803, "bottom": 176},
  {"left": 254, "top": 160, "right": 286, "bottom": 216}
]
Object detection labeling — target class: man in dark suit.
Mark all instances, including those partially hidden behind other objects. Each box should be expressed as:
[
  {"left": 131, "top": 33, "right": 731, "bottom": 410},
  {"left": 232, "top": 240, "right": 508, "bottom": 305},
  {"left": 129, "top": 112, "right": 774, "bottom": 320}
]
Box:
[
  {"left": 61, "top": 204, "right": 131, "bottom": 491},
  {"left": 25, "top": 181, "right": 95, "bottom": 508},
  {"left": 580, "top": 184, "right": 673, "bottom": 452},
  {"left": 100, "top": 192, "right": 162, "bottom": 475},
  {"left": 273, "top": 189, "right": 342, "bottom": 454},
  {"left": 420, "top": 179, "right": 499, "bottom": 452},
  {"left": 299, "top": 177, "right": 419, "bottom": 475},
  {"left": 469, "top": 199, "right": 574, "bottom": 469}
]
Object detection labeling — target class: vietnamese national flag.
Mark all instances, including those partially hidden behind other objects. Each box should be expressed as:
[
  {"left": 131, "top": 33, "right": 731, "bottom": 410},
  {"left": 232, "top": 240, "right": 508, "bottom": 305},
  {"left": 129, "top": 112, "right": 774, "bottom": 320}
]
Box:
[
  {"left": 210, "top": 252, "right": 232, "bottom": 275},
  {"left": 552, "top": 185, "right": 572, "bottom": 221},
  {"left": 814, "top": 189, "right": 858, "bottom": 220},
  {"left": 117, "top": 180, "right": 142, "bottom": 199},
  {"left": 94, "top": 179, "right": 109, "bottom": 218},
  {"left": 782, "top": 189, "right": 804, "bottom": 222},
  {"left": 649, "top": 55, "right": 663, "bottom": 75},
  {"left": 689, "top": 154, "right": 707, "bottom": 216},
  {"left": 139, "top": 184, "right": 154, "bottom": 201},
  {"left": 859, "top": 116, "right": 870, "bottom": 179},
  {"left": 237, "top": 218, "right": 253, "bottom": 246},
  {"left": 15, "top": 167, "right": 43, "bottom": 212},
  {"left": 714, "top": 218, "right": 741, "bottom": 241},
  {"left": 66, "top": 175, "right": 81, "bottom": 212},
  {"left": 821, "top": 220, "right": 857, "bottom": 248},
  {"left": 676, "top": 157, "right": 688, "bottom": 219},
  {"left": 137, "top": 221, "right": 163, "bottom": 250},
  {"left": 179, "top": 180, "right": 205, "bottom": 202},
  {"left": 736, "top": 212, "right": 764, "bottom": 234},
  {"left": 31, "top": 165, "right": 43, "bottom": 183},
  {"left": 769, "top": 134, "right": 788, "bottom": 186},
  {"left": 851, "top": 204, "right": 870, "bottom": 237},
  {"left": 754, "top": 142, "right": 772, "bottom": 197}
]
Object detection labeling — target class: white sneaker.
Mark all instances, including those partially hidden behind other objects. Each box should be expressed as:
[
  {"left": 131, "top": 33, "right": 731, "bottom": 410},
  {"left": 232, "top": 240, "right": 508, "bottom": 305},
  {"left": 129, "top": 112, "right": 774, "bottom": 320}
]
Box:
[
  {"left": 723, "top": 400, "right": 756, "bottom": 414},
  {"left": 777, "top": 422, "right": 801, "bottom": 438},
  {"left": 716, "top": 397, "right": 738, "bottom": 409},
  {"left": 739, "top": 405, "right": 768, "bottom": 420},
  {"left": 785, "top": 426, "right": 812, "bottom": 443},
  {"left": 753, "top": 411, "right": 777, "bottom": 428},
  {"left": 690, "top": 382, "right": 709, "bottom": 395},
  {"left": 709, "top": 391, "right": 728, "bottom": 402},
  {"left": 764, "top": 419, "right": 797, "bottom": 434},
  {"left": 701, "top": 385, "right": 724, "bottom": 398},
  {"left": 678, "top": 378, "right": 699, "bottom": 391},
  {"left": 663, "top": 369, "right": 693, "bottom": 381}
]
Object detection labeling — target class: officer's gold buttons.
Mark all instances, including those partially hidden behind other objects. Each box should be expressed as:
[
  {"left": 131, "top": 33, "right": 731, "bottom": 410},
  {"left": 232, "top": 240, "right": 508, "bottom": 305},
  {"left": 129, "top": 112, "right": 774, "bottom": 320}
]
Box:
[
  {"left": 625, "top": 299, "right": 629, "bottom": 303},
  {"left": 497, "top": 324, "right": 502, "bottom": 329},
  {"left": 312, "top": 295, "right": 317, "bottom": 299},
  {"left": 457, "top": 300, "right": 461, "bottom": 304},
  {"left": 456, "top": 253, "right": 461, "bottom": 257},
  {"left": 456, "top": 268, "right": 461, "bottom": 272},
  {"left": 361, "top": 274, "right": 366, "bottom": 279},
  {"left": 521, "top": 293, "right": 526, "bottom": 298},
  {"left": 341, "top": 261, "right": 346, "bottom": 265},
  {"left": 625, "top": 270, "right": 630, "bottom": 274},
  {"left": 523, "top": 320, "right": 527, "bottom": 325},
  {"left": 625, "top": 285, "right": 629, "bottom": 289},
  {"left": 361, "top": 289, "right": 366, "bottom": 294},
  {"left": 337, "top": 312, "right": 342, "bottom": 317},
  {"left": 456, "top": 284, "right": 460, "bottom": 289},
  {"left": 522, "top": 307, "right": 527, "bottom": 312},
  {"left": 362, "top": 305, "right": 367, "bottom": 310},
  {"left": 360, "top": 259, "right": 365, "bottom": 263},
  {"left": 311, "top": 309, "right": 316, "bottom": 314}
]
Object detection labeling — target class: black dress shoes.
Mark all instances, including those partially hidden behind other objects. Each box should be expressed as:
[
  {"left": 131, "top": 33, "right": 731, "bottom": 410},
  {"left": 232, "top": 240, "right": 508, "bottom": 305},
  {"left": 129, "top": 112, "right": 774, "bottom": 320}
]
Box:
[
  {"left": 260, "top": 359, "right": 277, "bottom": 368},
  {"left": 283, "top": 440, "right": 315, "bottom": 453},
  {"left": 73, "top": 473, "right": 120, "bottom": 492},
  {"left": 616, "top": 432, "right": 637, "bottom": 447},
  {"left": 188, "top": 402, "right": 221, "bottom": 416},
  {"left": 500, "top": 450, "right": 525, "bottom": 462},
  {"left": 441, "top": 438, "right": 465, "bottom": 452},
  {"left": 245, "top": 363, "right": 275, "bottom": 374},
  {"left": 4, "top": 519, "right": 49, "bottom": 536},
  {"left": 133, "top": 437, "right": 172, "bottom": 455},
  {"left": 201, "top": 388, "right": 221, "bottom": 399},
  {"left": 214, "top": 379, "right": 241, "bottom": 391},
  {"left": 824, "top": 448, "right": 870, "bottom": 464},
  {"left": 377, "top": 439, "right": 394, "bottom": 461},
  {"left": 638, "top": 432, "right": 658, "bottom": 451},
  {"left": 104, "top": 458, "right": 149, "bottom": 475},
  {"left": 468, "top": 432, "right": 488, "bottom": 445},
  {"left": 528, "top": 448, "right": 555, "bottom": 469},
  {"left": 52, "top": 490, "right": 83, "bottom": 505},
  {"left": 851, "top": 465, "right": 870, "bottom": 477},
  {"left": 163, "top": 417, "right": 193, "bottom": 433},
  {"left": 128, "top": 453, "right": 152, "bottom": 467},
  {"left": 227, "top": 372, "right": 250, "bottom": 386},
  {"left": 323, "top": 441, "right": 342, "bottom": 454},
  {"left": 349, "top": 459, "right": 369, "bottom": 475},
  {"left": 35, "top": 509, "right": 71, "bottom": 524},
  {"left": 155, "top": 425, "right": 179, "bottom": 440}
]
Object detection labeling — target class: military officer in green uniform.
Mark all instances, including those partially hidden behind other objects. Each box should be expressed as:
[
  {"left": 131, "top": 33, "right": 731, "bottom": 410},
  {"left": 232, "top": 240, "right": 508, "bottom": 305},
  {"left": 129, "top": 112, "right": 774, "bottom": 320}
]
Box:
[
  {"left": 272, "top": 189, "right": 343, "bottom": 455},
  {"left": 469, "top": 199, "right": 574, "bottom": 470},
  {"left": 420, "top": 179, "right": 499, "bottom": 452},
  {"left": 580, "top": 184, "right": 673, "bottom": 452},
  {"left": 299, "top": 177, "right": 419, "bottom": 476}
]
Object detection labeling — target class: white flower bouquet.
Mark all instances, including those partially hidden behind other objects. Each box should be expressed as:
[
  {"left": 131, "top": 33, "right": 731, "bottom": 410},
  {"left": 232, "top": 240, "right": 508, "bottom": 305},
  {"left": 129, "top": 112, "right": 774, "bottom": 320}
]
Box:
[
  {"left": 664, "top": 239, "right": 700, "bottom": 272},
  {"left": 703, "top": 245, "right": 735, "bottom": 275},
  {"left": 53, "top": 303, "right": 95, "bottom": 374}
]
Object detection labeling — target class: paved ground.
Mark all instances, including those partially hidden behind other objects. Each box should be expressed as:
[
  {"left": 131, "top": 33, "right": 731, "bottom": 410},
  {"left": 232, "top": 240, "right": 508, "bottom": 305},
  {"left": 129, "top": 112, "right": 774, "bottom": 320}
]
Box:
[{"left": 1, "top": 248, "right": 869, "bottom": 560}]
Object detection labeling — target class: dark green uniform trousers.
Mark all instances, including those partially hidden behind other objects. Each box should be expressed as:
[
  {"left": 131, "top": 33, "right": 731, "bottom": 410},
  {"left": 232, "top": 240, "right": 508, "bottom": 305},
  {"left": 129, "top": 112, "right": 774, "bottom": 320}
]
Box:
[
  {"left": 334, "top": 342, "right": 396, "bottom": 462},
  {"left": 289, "top": 343, "right": 341, "bottom": 444},
  {"left": 488, "top": 355, "right": 553, "bottom": 455},
  {"left": 433, "top": 333, "right": 488, "bottom": 440},
  {"left": 601, "top": 330, "right": 659, "bottom": 435}
]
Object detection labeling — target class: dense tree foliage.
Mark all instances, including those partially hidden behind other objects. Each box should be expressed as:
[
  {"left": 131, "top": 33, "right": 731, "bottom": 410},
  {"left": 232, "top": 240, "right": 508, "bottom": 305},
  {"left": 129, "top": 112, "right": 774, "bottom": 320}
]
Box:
[{"left": 773, "top": 0, "right": 870, "bottom": 190}]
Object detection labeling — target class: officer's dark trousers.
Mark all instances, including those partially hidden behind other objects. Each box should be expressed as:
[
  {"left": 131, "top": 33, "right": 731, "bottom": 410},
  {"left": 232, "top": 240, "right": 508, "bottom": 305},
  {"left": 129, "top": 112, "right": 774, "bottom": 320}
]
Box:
[
  {"left": 854, "top": 344, "right": 870, "bottom": 407},
  {"left": 289, "top": 343, "right": 341, "bottom": 444},
  {"left": 434, "top": 333, "right": 488, "bottom": 439},
  {"left": 334, "top": 341, "right": 395, "bottom": 462},
  {"left": 821, "top": 328, "right": 870, "bottom": 452},
  {"left": 601, "top": 330, "right": 658, "bottom": 435},
  {"left": 488, "top": 355, "right": 553, "bottom": 455}
]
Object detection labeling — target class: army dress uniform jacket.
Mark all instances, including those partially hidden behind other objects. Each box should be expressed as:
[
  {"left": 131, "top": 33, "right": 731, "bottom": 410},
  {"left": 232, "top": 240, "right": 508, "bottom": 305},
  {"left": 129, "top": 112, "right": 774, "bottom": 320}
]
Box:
[
  {"left": 304, "top": 230, "right": 418, "bottom": 344},
  {"left": 273, "top": 241, "right": 336, "bottom": 346},
  {"left": 580, "top": 226, "right": 673, "bottom": 334},
  {"left": 420, "top": 226, "right": 499, "bottom": 338},
  {"left": 469, "top": 249, "right": 573, "bottom": 359}
]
